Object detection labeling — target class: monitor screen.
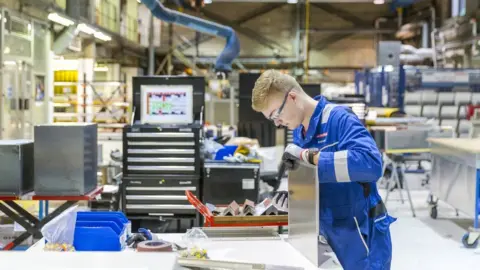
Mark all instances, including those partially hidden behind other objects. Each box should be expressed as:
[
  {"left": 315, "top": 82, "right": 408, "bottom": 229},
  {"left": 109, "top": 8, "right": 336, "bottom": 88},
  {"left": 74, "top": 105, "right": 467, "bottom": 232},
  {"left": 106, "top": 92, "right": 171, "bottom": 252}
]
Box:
[{"left": 140, "top": 84, "right": 194, "bottom": 124}]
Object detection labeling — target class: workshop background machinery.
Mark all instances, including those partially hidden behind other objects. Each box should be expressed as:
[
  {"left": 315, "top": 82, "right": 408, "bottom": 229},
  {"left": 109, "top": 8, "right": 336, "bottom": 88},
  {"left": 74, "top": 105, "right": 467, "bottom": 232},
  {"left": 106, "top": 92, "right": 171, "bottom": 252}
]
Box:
[{"left": 404, "top": 69, "right": 480, "bottom": 137}]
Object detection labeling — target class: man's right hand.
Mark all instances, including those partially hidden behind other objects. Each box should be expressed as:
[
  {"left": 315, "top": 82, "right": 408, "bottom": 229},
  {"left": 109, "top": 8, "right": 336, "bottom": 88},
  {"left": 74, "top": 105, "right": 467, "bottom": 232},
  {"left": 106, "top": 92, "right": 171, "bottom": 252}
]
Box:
[{"left": 282, "top": 144, "right": 304, "bottom": 170}]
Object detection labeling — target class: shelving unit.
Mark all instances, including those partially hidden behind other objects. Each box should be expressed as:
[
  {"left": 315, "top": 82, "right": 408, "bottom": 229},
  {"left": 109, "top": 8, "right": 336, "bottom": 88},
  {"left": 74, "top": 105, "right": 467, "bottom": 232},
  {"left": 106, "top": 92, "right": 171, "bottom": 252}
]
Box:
[
  {"left": 53, "top": 71, "right": 129, "bottom": 131},
  {"left": 432, "top": 17, "right": 477, "bottom": 68}
]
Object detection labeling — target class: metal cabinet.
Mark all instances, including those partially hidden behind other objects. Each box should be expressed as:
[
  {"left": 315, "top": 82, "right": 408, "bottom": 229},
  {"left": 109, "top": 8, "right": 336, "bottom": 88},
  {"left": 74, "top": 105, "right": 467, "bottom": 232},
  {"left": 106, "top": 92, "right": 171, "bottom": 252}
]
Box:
[{"left": 203, "top": 162, "right": 260, "bottom": 205}]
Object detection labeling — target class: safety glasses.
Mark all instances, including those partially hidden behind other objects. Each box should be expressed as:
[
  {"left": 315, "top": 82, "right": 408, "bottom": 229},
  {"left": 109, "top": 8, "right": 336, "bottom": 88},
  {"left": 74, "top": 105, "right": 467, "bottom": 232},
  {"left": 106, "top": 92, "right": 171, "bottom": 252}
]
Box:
[{"left": 269, "top": 90, "right": 291, "bottom": 121}]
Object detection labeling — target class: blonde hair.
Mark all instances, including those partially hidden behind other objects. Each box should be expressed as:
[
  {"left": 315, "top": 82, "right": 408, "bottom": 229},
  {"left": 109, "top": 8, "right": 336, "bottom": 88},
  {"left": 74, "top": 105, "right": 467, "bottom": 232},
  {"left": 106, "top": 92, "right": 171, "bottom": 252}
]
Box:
[{"left": 251, "top": 70, "right": 302, "bottom": 112}]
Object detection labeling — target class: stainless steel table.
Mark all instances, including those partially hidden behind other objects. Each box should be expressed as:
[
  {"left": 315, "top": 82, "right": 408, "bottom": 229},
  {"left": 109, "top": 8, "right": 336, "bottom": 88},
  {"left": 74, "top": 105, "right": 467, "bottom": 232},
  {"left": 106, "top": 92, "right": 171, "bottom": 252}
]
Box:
[{"left": 428, "top": 138, "right": 480, "bottom": 249}]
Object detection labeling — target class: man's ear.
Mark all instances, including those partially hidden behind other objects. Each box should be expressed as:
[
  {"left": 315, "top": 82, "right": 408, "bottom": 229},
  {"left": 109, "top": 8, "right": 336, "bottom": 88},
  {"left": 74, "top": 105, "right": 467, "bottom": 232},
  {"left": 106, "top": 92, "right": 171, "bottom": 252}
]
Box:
[
  {"left": 289, "top": 91, "right": 298, "bottom": 103},
  {"left": 289, "top": 91, "right": 296, "bottom": 100}
]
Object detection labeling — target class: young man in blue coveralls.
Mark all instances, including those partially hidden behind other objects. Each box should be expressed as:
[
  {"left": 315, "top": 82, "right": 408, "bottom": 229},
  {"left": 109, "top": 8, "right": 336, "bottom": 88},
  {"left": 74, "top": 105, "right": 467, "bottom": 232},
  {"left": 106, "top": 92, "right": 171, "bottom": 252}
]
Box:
[{"left": 251, "top": 70, "right": 396, "bottom": 270}]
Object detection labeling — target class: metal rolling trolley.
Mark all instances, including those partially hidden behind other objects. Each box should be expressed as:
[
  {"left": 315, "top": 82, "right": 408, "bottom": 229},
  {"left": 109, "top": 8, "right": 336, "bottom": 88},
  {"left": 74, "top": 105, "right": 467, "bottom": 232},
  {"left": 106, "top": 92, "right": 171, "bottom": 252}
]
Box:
[
  {"left": 375, "top": 128, "right": 434, "bottom": 218},
  {"left": 427, "top": 138, "right": 480, "bottom": 248}
]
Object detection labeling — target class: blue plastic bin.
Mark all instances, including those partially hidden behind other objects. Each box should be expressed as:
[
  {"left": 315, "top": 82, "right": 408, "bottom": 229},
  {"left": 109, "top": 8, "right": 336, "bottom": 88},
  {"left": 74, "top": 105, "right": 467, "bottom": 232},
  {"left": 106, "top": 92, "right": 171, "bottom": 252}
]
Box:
[
  {"left": 77, "top": 211, "right": 131, "bottom": 236},
  {"left": 214, "top": 145, "right": 237, "bottom": 160},
  {"left": 73, "top": 220, "right": 126, "bottom": 251}
]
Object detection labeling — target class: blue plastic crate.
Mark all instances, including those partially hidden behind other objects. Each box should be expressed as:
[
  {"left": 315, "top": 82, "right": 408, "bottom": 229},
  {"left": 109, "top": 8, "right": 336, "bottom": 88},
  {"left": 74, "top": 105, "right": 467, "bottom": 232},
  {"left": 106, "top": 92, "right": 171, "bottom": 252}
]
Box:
[
  {"left": 77, "top": 211, "right": 131, "bottom": 236},
  {"left": 73, "top": 220, "right": 126, "bottom": 251}
]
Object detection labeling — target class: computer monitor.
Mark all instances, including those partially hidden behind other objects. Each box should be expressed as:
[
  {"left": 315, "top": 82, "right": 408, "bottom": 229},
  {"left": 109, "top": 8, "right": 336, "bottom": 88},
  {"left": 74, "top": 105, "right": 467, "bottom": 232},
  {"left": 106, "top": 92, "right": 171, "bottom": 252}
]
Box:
[
  {"left": 140, "top": 84, "right": 194, "bottom": 125},
  {"left": 132, "top": 76, "right": 205, "bottom": 125}
]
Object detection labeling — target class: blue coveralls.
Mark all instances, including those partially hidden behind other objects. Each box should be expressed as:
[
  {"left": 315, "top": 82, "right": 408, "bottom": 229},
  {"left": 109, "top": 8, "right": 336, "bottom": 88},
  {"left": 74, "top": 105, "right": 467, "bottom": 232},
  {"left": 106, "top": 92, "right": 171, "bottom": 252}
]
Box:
[{"left": 293, "top": 96, "right": 396, "bottom": 270}]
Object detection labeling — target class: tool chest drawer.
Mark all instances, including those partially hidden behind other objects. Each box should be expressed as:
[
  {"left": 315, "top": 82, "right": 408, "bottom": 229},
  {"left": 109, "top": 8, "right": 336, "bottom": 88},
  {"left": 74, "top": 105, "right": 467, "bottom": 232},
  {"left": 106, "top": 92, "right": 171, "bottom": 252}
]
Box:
[
  {"left": 122, "top": 176, "right": 198, "bottom": 215},
  {"left": 123, "top": 125, "right": 202, "bottom": 176},
  {"left": 284, "top": 128, "right": 294, "bottom": 147}
]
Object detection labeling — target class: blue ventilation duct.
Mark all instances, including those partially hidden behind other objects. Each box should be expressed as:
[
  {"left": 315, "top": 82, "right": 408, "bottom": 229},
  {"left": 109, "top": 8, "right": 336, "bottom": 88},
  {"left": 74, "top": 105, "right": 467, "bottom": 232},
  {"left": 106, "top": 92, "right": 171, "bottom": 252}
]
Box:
[{"left": 141, "top": 0, "right": 240, "bottom": 73}]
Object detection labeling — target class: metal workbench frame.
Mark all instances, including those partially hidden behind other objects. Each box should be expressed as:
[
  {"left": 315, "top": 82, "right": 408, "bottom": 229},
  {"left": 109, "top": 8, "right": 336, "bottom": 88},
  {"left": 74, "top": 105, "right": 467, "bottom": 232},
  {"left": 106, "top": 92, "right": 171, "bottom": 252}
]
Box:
[
  {"left": 429, "top": 141, "right": 480, "bottom": 248},
  {"left": 0, "top": 187, "right": 103, "bottom": 250}
]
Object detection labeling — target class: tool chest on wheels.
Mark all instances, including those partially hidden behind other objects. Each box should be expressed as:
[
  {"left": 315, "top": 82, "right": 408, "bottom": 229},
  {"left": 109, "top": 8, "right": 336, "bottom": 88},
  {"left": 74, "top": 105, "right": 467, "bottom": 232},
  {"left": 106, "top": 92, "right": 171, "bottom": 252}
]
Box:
[{"left": 121, "top": 124, "right": 203, "bottom": 232}]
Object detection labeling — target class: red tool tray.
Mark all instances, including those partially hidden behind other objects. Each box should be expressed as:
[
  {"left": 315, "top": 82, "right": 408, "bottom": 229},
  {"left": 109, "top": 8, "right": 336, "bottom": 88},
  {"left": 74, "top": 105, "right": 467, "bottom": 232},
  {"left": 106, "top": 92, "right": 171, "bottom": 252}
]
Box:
[{"left": 186, "top": 190, "right": 288, "bottom": 227}]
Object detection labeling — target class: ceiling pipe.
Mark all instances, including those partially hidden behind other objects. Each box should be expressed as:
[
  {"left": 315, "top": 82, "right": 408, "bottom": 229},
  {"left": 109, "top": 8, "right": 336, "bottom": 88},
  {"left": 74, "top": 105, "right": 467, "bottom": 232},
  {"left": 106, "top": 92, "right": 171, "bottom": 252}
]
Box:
[
  {"left": 374, "top": 17, "right": 387, "bottom": 57},
  {"left": 422, "top": 21, "right": 429, "bottom": 48},
  {"left": 305, "top": 28, "right": 396, "bottom": 34},
  {"left": 140, "top": 0, "right": 240, "bottom": 75},
  {"left": 430, "top": 6, "right": 436, "bottom": 30},
  {"left": 397, "top": 7, "right": 403, "bottom": 29},
  {"left": 178, "top": 56, "right": 303, "bottom": 64},
  {"left": 52, "top": 24, "right": 78, "bottom": 55},
  {"left": 199, "top": 0, "right": 391, "bottom": 2}
]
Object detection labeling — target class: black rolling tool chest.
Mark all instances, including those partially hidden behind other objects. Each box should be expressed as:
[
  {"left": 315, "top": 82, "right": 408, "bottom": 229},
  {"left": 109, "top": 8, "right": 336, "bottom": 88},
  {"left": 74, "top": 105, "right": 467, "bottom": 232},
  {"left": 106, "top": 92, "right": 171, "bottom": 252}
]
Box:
[{"left": 121, "top": 124, "right": 202, "bottom": 219}]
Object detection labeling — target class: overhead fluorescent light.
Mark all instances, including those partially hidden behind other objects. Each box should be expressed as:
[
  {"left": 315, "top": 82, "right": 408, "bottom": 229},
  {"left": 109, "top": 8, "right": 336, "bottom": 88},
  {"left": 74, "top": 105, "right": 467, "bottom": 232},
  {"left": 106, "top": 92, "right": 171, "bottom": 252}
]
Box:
[
  {"left": 47, "top": 13, "right": 75, "bottom": 27},
  {"left": 204, "top": 0, "right": 212, "bottom": 3},
  {"left": 77, "top": 23, "right": 96, "bottom": 35},
  {"left": 94, "top": 31, "right": 111, "bottom": 41},
  {"left": 137, "top": 0, "right": 141, "bottom": 3},
  {"left": 384, "top": 65, "right": 394, "bottom": 72},
  {"left": 287, "top": 0, "right": 298, "bottom": 3},
  {"left": 94, "top": 66, "right": 109, "bottom": 72},
  {"left": 4, "top": 61, "right": 17, "bottom": 66},
  {"left": 373, "top": 0, "right": 385, "bottom": 4}
]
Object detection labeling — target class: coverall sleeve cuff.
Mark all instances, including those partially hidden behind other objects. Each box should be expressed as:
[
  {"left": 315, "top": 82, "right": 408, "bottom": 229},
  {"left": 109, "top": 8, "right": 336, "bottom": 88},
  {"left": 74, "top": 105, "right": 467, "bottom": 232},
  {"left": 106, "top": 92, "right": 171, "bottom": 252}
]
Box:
[{"left": 317, "top": 151, "right": 337, "bottom": 183}]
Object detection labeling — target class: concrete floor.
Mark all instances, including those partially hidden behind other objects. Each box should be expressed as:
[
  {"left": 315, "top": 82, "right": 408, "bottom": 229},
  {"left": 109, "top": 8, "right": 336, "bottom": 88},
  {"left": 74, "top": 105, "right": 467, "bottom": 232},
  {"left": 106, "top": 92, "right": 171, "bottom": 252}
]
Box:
[{"left": 385, "top": 189, "right": 480, "bottom": 270}]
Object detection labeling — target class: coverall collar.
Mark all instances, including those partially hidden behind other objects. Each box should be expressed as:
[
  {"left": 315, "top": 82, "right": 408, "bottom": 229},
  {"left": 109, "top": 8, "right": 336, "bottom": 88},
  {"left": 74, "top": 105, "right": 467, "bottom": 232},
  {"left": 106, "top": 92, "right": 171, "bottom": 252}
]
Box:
[{"left": 298, "top": 95, "right": 326, "bottom": 142}]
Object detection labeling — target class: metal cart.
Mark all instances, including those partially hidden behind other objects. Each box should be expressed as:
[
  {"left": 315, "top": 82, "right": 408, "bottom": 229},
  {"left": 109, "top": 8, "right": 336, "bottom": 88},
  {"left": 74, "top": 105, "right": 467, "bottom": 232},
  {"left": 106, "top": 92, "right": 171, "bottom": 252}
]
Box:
[{"left": 428, "top": 138, "right": 480, "bottom": 249}]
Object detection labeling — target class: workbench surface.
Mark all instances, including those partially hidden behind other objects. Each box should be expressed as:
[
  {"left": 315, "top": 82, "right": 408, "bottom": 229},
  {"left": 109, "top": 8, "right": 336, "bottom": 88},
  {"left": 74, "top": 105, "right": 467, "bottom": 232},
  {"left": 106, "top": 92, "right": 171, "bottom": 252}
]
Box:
[
  {"left": 27, "top": 233, "right": 330, "bottom": 270},
  {"left": 427, "top": 138, "right": 480, "bottom": 154}
]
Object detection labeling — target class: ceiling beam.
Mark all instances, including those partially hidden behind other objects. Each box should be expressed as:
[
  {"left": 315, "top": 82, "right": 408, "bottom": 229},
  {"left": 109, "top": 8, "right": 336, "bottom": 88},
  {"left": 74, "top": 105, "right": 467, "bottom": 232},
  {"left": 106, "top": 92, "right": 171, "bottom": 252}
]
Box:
[
  {"left": 310, "top": 3, "right": 373, "bottom": 51},
  {"left": 306, "top": 28, "right": 396, "bottom": 34},
  {"left": 200, "top": 8, "right": 289, "bottom": 51},
  {"left": 311, "top": 3, "right": 369, "bottom": 26},
  {"left": 234, "top": 3, "right": 286, "bottom": 24},
  {"left": 314, "top": 33, "right": 353, "bottom": 51},
  {"left": 179, "top": 3, "right": 286, "bottom": 51},
  {"left": 180, "top": 3, "right": 288, "bottom": 52}
]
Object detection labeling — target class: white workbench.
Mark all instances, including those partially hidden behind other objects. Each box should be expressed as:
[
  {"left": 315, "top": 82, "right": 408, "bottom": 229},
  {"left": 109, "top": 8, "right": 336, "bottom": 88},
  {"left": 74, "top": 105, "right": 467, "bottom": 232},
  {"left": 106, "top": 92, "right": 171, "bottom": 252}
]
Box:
[{"left": 25, "top": 234, "right": 337, "bottom": 270}]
